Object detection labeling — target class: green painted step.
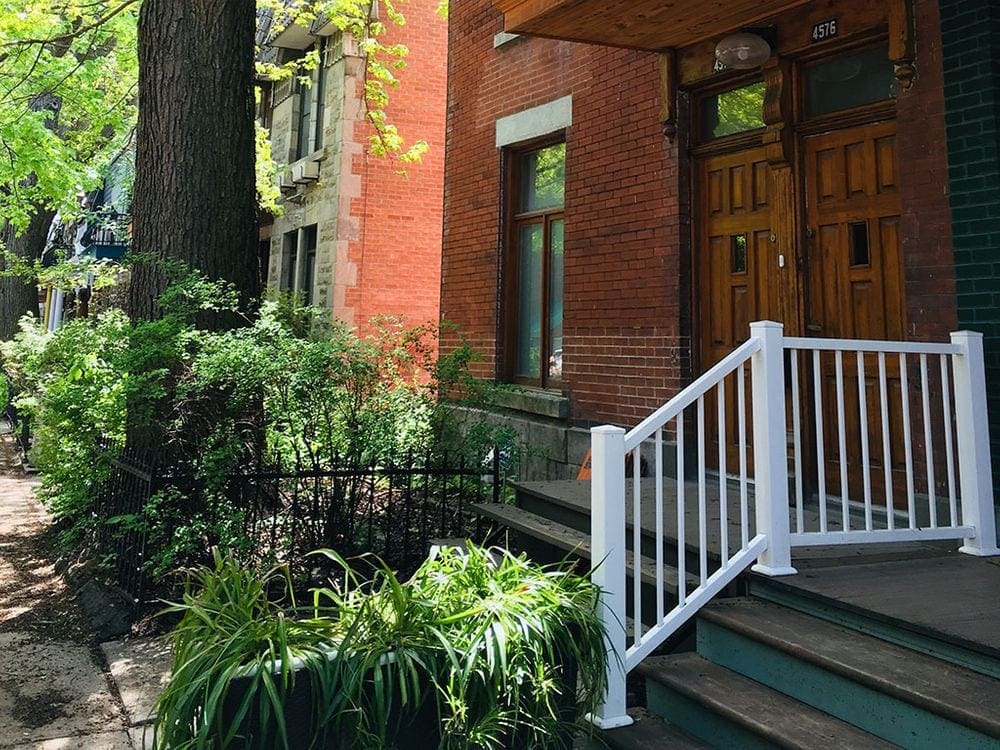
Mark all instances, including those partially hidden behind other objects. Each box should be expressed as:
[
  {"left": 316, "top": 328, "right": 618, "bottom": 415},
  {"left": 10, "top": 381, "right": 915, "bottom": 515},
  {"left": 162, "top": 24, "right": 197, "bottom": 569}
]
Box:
[
  {"left": 748, "top": 567, "right": 1000, "bottom": 679},
  {"left": 639, "top": 653, "right": 899, "bottom": 750},
  {"left": 697, "top": 598, "right": 1000, "bottom": 750},
  {"left": 574, "top": 708, "right": 711, "bottom": 750}
]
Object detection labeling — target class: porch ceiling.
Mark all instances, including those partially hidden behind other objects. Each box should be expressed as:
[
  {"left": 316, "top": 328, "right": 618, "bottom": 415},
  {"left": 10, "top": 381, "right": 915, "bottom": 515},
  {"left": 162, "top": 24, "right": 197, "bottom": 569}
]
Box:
[{"left": 494, "top": 0, "right": 813, "bottom": 51}]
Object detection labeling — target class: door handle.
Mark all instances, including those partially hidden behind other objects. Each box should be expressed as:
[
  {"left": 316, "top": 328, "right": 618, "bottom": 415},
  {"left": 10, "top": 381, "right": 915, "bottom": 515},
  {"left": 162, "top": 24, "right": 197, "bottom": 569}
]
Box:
[{"left": 807, "top": 321, "right": 823, "bottom": 333}]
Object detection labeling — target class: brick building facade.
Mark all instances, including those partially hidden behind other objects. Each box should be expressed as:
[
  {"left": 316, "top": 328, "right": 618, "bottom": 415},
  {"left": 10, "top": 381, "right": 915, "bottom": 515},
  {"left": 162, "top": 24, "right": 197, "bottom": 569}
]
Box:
[
  {"left": 441, "top": 0, "right": 998, "bottom": 482},
  {"left": 260, "top": 2, "right": 446, "bottom": 330}
]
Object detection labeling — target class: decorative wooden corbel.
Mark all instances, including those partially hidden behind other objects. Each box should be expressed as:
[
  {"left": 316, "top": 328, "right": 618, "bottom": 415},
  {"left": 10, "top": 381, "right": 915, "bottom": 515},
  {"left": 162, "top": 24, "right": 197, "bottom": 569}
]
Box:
[
  {"left": 761, "top": 57, "right": 792, "bottom": 167},
  {"left": 658, "top": 49, "right": 677, "bottom": 143},
  {"left": 888, "top": 0, "right": 916, "bottom": 89}
]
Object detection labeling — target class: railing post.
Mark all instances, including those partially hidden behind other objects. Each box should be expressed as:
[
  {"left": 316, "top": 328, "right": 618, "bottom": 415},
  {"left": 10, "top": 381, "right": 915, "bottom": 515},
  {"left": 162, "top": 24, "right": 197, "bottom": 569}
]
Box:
[
  {"left": 950, "top": 331, "right": 1000, "bottom": 556},
  {"left": 749, "top": 321, "right": 797, "bottom": 576},
  {"left": 588, "top": 425, "right": 634, "bottom": 729}
]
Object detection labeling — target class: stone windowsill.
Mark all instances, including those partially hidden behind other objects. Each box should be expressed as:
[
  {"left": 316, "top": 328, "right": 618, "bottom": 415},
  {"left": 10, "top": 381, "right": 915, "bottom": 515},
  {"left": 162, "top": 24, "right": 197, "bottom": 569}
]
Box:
[{"left": 491, "top": 387, "right": 569, "bottom": 420}]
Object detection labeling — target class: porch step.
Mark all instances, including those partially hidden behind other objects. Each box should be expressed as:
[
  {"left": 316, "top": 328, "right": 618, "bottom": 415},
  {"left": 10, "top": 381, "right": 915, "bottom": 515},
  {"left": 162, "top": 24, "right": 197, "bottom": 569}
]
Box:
[
  {"left": 575, "top": 708, "right": 711, "bottom": 750},
  {"left": 473, "top": 501, "right": 700, "bottom": 597},
  {"left": 639, "top": 652, "right": 899, "bottom": 749},
  {"left": 698, "top": 598, "right": 1000, "bottom": 749},
  {"left": 747, "top": 556, "right": 1000, "bottom": 678},
  {"left": 512, "top": 478, "right": 739, "bottom": 567}
]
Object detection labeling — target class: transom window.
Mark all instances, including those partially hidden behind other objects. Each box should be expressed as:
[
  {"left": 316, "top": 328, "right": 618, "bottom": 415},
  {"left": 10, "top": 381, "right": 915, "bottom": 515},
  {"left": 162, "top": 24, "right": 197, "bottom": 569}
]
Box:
[
  {"left": 699, "top": 81, "right": 766, "bottom": 141},
  {"left": 508, "top": 142, "right": 565, "bottom": 387},
  {"left": 804, "top": 44, "right": 893, "bottom": 118}
]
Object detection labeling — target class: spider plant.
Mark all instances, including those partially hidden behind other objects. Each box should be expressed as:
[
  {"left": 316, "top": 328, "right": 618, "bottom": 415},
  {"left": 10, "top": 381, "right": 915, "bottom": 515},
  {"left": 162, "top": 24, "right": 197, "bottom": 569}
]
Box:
[
  {"left": 151, "top": 550, "right": 345, "bottom": 750},
  {"left": 152, "top": 544, "right": 607, "bottom": 750}
]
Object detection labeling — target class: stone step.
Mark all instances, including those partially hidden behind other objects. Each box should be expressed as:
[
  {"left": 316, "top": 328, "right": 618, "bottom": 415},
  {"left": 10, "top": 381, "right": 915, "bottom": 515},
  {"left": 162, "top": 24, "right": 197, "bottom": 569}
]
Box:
[
  {"left": 640, "top": 652, "right": 900, "bottom": 750},
  {"left": 697, "top": 597, "right": 1000, "bottom": 749},
  {"left": 473, "top": 501, "right": 700, "bottom": 598}
]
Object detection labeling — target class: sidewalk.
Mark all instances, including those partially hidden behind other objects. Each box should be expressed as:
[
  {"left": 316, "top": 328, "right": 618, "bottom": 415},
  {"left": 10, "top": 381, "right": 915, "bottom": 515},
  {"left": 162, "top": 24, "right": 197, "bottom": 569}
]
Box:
[{"left": 0, "top": 425, "right": 168, "bottom": 750}]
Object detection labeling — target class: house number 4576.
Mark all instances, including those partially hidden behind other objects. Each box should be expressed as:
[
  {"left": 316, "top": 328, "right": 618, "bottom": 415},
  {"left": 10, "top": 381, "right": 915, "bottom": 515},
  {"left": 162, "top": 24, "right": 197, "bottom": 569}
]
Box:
[{"left": 811, "top": 19, "right": 838, "bottom": 42}]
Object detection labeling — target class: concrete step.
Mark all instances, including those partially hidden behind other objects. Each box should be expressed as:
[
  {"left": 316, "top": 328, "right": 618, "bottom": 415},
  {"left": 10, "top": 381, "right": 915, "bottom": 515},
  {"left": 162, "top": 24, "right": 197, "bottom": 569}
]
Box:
[
  {"left": 639, "top": 652, "right": 900, "bottom": 750},
  {"left": 473, "top": 501, "right": 700, "bottom": 598},
  {"left": 575, "top": 708, "right": 711, "bottom": 749},
  {"left": 697, "top": 597, "right": 1000, "bottom": 749}
]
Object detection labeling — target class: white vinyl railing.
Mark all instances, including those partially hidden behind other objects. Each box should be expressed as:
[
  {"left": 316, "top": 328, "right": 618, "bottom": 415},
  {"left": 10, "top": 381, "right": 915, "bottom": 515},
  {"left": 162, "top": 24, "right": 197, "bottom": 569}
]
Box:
[{"left": 589, "top": 321, "right": 999, "bottom": 729}]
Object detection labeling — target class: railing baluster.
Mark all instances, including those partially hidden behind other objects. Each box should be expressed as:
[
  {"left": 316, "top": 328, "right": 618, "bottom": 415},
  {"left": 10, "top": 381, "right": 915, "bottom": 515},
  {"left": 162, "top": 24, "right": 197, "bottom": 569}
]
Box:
[
  {"left": 697, "top": 396, "right": 707, "bottom": 586},
  {"left": 878, "top": 352, "right": 895, "bottom": 530},
  {"left": 899, "top": 353, "right": 917, "bottom": 528},
  {"left": 940, "top": 354, "right": 958, "bottom": 526},
  {"left": 857, "top": 351, "right": 873, "bottom": 531},
  {"left": 655, "top": 427, "right": 664, "bottom": 624},
  {"left": 813, "top": 350, "right": 828, "bottom": 533},
  {"left": 632, "top": 446, "right": 642, "bottom": 646},
  {"left": 920, "top": 354, "right": 938, "bottom": 528},
  {"left": 717, "top": 378, "right": 729, "bottom": 567},
  {"left": 676, "top": 412, "right": 686, "bottom": 606},
  {"left": 738, "top": 363, "right": 749, "bottom": 550},
  {"left": 835, "top": 350, "right": 850, "bottom": 531},
  {"left": 790, "top": 350, "right": 804, "bottom": 535}
]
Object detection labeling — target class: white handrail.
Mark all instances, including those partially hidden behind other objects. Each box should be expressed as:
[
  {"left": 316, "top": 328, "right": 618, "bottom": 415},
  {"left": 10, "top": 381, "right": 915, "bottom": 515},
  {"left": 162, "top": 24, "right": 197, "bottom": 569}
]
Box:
[
  {"left": 590, "top": 322, "right": 998, "bottom": 728},
  {"left": 625, "top": 338, "right": 760, "bottom": 451},
  {"left": 783, "top": 336, "right": 960, "bottom": 355}
]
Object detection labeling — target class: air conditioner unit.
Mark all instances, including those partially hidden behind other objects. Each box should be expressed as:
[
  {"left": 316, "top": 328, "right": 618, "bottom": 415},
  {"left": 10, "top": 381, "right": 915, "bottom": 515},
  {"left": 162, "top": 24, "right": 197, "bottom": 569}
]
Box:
[{"left": 292, "top": 161, "right": 320, "bottom": 184}]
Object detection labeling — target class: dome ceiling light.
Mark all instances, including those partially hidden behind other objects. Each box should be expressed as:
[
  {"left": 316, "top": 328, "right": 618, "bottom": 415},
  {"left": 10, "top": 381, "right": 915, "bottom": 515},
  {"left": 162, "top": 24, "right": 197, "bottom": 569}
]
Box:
[{"left": 715, "top": 31, "right": 772, "bottom": 70}]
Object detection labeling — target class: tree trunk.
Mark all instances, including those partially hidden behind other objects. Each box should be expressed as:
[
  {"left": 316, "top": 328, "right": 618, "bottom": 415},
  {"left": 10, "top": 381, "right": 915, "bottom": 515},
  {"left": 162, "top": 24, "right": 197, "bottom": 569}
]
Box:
[
  {"left": 129, "top": 0, "right": 259, "bottom": 327},
  {"left": 0, "top": 208, "right": 55, "bottom": 340}
]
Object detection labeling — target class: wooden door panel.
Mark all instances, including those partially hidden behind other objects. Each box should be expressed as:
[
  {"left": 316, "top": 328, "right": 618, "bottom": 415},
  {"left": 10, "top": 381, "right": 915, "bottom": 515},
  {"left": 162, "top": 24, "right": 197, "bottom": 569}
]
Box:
[
  {"left": 698, "top": 148, "right": 774, "bottom": 472},
  {"left": 805, "top": 121, "right": 908, "bottom": 505}
]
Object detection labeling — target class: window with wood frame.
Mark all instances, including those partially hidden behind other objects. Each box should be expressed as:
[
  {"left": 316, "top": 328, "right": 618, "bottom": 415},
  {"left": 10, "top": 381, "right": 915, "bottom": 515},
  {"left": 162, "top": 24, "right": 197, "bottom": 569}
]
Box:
[{"left": 507, "top": 142, "right": 565, "bottom": 387}]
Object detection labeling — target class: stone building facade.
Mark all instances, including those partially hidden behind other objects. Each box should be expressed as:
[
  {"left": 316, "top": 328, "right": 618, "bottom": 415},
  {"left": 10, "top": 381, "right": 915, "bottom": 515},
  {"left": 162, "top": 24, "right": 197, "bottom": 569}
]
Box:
[{"left": 260, "top": 2, "right": 446, "bottom": 330}]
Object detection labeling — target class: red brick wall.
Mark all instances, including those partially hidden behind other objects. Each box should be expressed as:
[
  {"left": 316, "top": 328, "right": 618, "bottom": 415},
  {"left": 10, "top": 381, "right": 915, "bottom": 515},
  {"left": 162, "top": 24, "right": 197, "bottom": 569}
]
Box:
[
  {"left": 343, "top": 0, "right": 447, "bottom": 332},
  {"left": 897, "top": 0, "right": 957, "bottom": 340},
  {"left": 441, "top": 1, "right": 686, "bottom": 427},
  {"left": 442, "top": 0, "right": 956, "bottom": 429}
]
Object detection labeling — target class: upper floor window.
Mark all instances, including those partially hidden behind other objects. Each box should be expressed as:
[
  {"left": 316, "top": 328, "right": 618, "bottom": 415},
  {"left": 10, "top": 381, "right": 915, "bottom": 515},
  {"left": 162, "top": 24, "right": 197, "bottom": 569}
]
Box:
[
  {"left": 296, "top": 38, "right": 327, "bottom": 159},
  {"left": 507, "top": 142, "right": 565, "bottom": 387}
]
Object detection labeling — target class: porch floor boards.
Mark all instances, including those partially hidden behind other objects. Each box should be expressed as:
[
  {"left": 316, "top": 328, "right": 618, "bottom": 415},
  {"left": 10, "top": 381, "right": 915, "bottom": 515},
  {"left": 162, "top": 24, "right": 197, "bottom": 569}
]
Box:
[{"left": 512, "top": 478, "right": 999, "bottom": 655}]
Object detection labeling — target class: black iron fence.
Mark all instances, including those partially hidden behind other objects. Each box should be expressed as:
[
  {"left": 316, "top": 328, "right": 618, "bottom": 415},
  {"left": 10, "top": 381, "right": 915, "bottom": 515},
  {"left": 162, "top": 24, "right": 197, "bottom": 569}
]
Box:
[{"left": 92, "top": 446, "right": 503, "bottom": 602}]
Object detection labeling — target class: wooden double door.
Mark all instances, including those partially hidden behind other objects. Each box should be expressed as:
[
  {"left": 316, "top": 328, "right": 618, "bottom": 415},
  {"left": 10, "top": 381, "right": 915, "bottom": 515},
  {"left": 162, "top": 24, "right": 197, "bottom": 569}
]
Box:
[{"left": 697, "top": 120, "right": 906, "bottom": 500}]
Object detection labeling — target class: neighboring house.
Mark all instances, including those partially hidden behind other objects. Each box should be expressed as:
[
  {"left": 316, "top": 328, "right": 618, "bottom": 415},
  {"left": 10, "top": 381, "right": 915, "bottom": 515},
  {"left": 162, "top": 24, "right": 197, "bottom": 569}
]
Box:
[
  {"left": 41, "top": 149, "right": 133, "bottom": 329},
  {"left": 441, "top": 0, "right": 1000, "bottom": 487},
  {"left": 257, "top": 2, "right": 446, "bottom": 330}
]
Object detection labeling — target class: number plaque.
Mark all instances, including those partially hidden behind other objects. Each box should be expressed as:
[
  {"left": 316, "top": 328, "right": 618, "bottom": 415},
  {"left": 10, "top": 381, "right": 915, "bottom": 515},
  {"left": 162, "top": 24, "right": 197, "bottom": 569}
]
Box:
[{"left": 811, "top": 19, "right": 838, "bottom": 42}]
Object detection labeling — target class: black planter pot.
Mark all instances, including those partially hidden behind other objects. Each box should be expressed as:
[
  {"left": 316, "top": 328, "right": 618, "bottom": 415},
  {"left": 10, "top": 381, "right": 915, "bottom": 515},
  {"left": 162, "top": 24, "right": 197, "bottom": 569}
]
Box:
[{"left": 218, "top": 653, "right": 579, "bottom": 750}]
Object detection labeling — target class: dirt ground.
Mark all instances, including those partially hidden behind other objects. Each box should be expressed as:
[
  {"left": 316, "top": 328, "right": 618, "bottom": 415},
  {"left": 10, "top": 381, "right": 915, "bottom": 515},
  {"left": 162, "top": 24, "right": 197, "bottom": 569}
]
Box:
[{"left": 0, "top": 426, "right": 133, "bottom": 749}]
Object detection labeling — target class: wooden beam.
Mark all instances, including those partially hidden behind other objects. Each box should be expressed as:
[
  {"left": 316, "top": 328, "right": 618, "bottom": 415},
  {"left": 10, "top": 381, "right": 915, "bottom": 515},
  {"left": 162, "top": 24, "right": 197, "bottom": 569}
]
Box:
[
  {"left": 888, "top": 0, "right": 916, "bottom": 89},
  {"left": 659, "top": 50, "right": 677, "bottom": 142}
]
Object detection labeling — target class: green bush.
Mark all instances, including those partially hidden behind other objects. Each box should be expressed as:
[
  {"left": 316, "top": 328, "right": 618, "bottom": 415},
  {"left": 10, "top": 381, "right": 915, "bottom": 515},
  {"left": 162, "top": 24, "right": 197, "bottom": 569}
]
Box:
[
  {"left": 1, "top": 311, "right": 131, "bottom": 526},
  {"left": 0, "top": 272, "right": 510, "bottom": 576},
  {"left": 154, "top": 545, "right": 607, "bottom": 750}
]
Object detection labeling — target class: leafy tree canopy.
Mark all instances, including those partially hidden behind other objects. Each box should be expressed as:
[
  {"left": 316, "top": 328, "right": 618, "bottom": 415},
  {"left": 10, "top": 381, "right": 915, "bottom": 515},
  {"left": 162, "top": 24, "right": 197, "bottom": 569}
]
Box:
[
  {"left": 0, "top": 1, "right": 431, "bottom": 228},
  {"left": 0, "top": 1, "right": 139, "bottom": 228}
]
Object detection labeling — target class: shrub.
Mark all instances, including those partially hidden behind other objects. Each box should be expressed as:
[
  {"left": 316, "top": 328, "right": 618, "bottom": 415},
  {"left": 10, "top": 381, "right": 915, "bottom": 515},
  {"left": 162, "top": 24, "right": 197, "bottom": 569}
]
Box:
[{"left": 154, "top": 545, "right": 607, "bottom": 750}]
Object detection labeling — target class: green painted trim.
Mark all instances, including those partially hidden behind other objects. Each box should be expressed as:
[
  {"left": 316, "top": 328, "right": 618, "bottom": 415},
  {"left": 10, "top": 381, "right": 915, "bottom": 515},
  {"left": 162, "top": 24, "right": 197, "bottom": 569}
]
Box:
[
  {"left": 698, "top": 618, "right": 999, "bottom": 749},
  {"left": 748, "top": 582, "right": 1000, "bottom": 679},
  {"left": 645, "top": 679, "right": 778, "bottom": 750}
]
